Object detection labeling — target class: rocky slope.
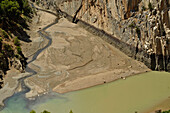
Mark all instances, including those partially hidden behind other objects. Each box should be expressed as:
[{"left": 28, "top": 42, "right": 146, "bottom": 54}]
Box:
[
  {"left": 0, "top": 0, "right": 32, "bottom": 89},
  {"left": 0, "top": 29, "right": 26, "bottom": 89},
  {"left": 34, "top": 0, "right": 170, "bottom": 71}
]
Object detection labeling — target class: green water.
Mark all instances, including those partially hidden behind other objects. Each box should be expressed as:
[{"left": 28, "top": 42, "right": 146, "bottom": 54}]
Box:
[{"left": 1, "top": 71, "right": 170, "bottom": 113}]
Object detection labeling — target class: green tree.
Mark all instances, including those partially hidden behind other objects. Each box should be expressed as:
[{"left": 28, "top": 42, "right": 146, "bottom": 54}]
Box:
[
  {"left": 16, "top": 46, "right": 21, "bottom": 54},
  {"left": 30, "top": 110, "right": 36, "bottom": 113},
  {"left": 69, "top": 110, "right": 73, "bottom": 113},
  {"left": 22, "top": 0, "right": 32, "bottom": 16},
  {"left": 41, "top": 110, "right": 51, "bottom": 113},
  {"left": 0, "top": 0, "right": 21, "bottom": 18},
  {"left": 14, "top": 37, "right": 20, "bottom": 46},
  {"left": 0, "top": 37, "right": 2, "bottom": 42},
  {"left": 162, "top": 110, "right": 170, "bottom": 113},
  {"left": 148, "top": 2, "right": 153, "bottom": 11}
]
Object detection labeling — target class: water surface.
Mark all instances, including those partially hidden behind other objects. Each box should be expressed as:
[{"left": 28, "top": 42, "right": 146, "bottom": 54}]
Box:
[{"left": 1, "top": 71, "right": 170, "bottom": 113}]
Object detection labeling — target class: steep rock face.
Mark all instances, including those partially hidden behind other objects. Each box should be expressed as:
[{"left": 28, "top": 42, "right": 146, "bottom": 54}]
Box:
[{"left": 35, "top": 0, "right": 170, "bottom": 71}]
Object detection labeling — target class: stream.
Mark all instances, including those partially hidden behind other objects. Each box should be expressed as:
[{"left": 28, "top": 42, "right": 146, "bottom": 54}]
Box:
[{"left": 0, "top": 5, "right": 59, "bottom": 112}]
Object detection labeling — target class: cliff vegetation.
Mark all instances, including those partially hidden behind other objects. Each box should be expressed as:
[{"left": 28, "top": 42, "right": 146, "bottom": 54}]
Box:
[{"left": 0, "top": 0, "right": 32, "bottom": 88}]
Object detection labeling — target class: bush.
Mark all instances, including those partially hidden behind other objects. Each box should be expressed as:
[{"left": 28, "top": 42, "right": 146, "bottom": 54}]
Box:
[
  {"left": 36, "top": 0, "right": 40, "bottom": 5},
  {"left": 135, "top": 26, "right": 140, "bottom": 35},
  {"left": 2, "top": 30, "right": 8, "bottom": 38},
  {"left": 30, "top": 110, "right": 36, "bottom": 113},
  {"left": 16, "top": 46, "right": 21, "bottom": 54},
  {"left": 0, "top": 0, "right": 21, "bottom": 18},
  {"left": 162, "top": 110, "right": 170, "bottom": 113},
  {"left": 41, "top": 110, "right": 51, "bottom": 113},
  {"left": 0, "top": 52, "right": 3, "bottom": 57},
  {"left": 148, "top": 2, "right": 153, "bottom": 11},
  {"left": 22, "top": 0, "right": 32, "bottom": 16},
  {"left": 14, "top": 37, "right": 20, "bottom": 46},
  {"left": 69, "top": 110, "right": 73, "bottom": 113},
  {"left": 0, "top": 37, "right": 2, "bottom": 42},
  {"left": 128, "top": 22, "right": 135, "bottom": 28},
  {"left": 3, "top": 43, "right": 12, "bottom": 52},
  {"left": 142, "top": 6, "right": 146, "bottom": 11}
]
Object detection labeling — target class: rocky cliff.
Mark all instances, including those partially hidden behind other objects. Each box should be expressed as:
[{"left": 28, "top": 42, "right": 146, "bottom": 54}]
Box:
[{"left": 35, "top": 0, "right": 170, "bottom": 71}]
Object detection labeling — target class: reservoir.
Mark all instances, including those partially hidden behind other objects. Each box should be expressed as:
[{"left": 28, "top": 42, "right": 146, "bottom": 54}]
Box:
[{"left": 1, "top": 71, "right": 170, "bottom": 113}]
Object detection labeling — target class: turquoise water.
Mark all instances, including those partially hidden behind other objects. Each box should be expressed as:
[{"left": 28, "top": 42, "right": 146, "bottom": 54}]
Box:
[{"left": 1, "top": 71, "right": 170, "bottom": 113}]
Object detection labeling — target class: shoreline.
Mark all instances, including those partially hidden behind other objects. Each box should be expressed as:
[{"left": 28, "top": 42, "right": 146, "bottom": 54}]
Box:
[
  {"left": 53, "top": 69, "right": 151, "bottom": 94},
  {"left": 0, "top": 69, "right": 30, "bottom": 110},
  {"left": 0, "top": 69, "right": 150, "bottom": 110},
  {"left": 145, "top": 97, "right": 170, "bottom": 113}
]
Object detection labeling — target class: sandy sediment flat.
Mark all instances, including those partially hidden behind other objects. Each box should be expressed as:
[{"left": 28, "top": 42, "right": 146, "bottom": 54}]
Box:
[
  {"left": 23, "top": 10, "right": 150, "bottom": 98},
  {"left": 0, "top": 7, "right": 150, "bottom": 107}
]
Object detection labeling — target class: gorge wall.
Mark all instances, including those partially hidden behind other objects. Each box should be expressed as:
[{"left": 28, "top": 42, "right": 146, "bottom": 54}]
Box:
[{"left": 35, "top": 0, "right": 170, "bottom": 71}]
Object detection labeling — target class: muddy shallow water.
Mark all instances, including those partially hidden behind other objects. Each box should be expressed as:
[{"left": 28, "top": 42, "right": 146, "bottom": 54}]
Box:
[{"left": 0, "top": 71, "right": 170, "bottom": 113}]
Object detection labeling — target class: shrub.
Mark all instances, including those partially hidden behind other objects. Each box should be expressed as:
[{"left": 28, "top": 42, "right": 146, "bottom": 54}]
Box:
[
  {"left": 0, "top": 37, "right": 2, "bottom": 42},
  {"left": 148, "top": 2, "right": 153, "bottom": 11},
  {"left": 69, "top": 110, "right": 73, "bottom": 113},
  {"left": 14, "top": 37, "right": 20, "bottom": 46},
  {"left": 142, "top": 6, "right": 146, "bottom": 11},
  {"left": 30, "top": 110, "right": 36, "bottom": 113},
  {"left": 0, "top": 0, "right": 21, "bottom": 18},
  {"left": 4, "top": 44, "right": 13, "bottom": 52},
  {"left": 146, "top": 15, "right": 148, "bottom": 20},
  {"left": 128, "top": 22, "right": 135, "bottom": 28},
  {"left": 22, "top": 0, "right": 32, "bottom": 16},
  {"left": 41, "top": 110, "right": 51, "bottom": 113},
  {"left": 0, "top": 52, "right": 3, "bottom": 57},
  {"left": 162, "top": 110, "right": 170, "bottom": 113},
  {"left": 2, "top": 30, "right": 8, "bottom": 38},
  {"left": 135, "top": 26, "right": 140, "bottom": 35},
  {"left": 36, "top": 0, "right": 40, "bottom": 5},
  {"left": 16, "top": 46, "right": 21, "bottom": 54}
]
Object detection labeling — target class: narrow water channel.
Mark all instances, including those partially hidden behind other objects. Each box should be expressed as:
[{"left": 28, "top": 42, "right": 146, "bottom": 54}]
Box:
[
  {"left": 0, "top": 6, "right": 58, "bottom": 112},
  {"left": 1, "top": 71, "right": 170, "bottom": 113}
]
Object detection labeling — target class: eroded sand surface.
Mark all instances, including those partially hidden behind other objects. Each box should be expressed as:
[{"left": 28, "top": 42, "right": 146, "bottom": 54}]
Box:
[{"left": 23, "top": 10, "right": 150, "bottom": 98}]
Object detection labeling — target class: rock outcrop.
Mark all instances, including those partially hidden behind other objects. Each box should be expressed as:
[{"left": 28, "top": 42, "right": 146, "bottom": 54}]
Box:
[{"left": 34, "top": 0, "right": 170, "bottom": 71}]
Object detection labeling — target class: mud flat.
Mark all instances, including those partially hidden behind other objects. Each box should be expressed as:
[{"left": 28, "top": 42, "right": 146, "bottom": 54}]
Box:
[
  {"left": 24, "top": 9, "right": 149, "bottom": 98},
  {"left": 0, "top": 69, "right": 29, "bottom": 107}
]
